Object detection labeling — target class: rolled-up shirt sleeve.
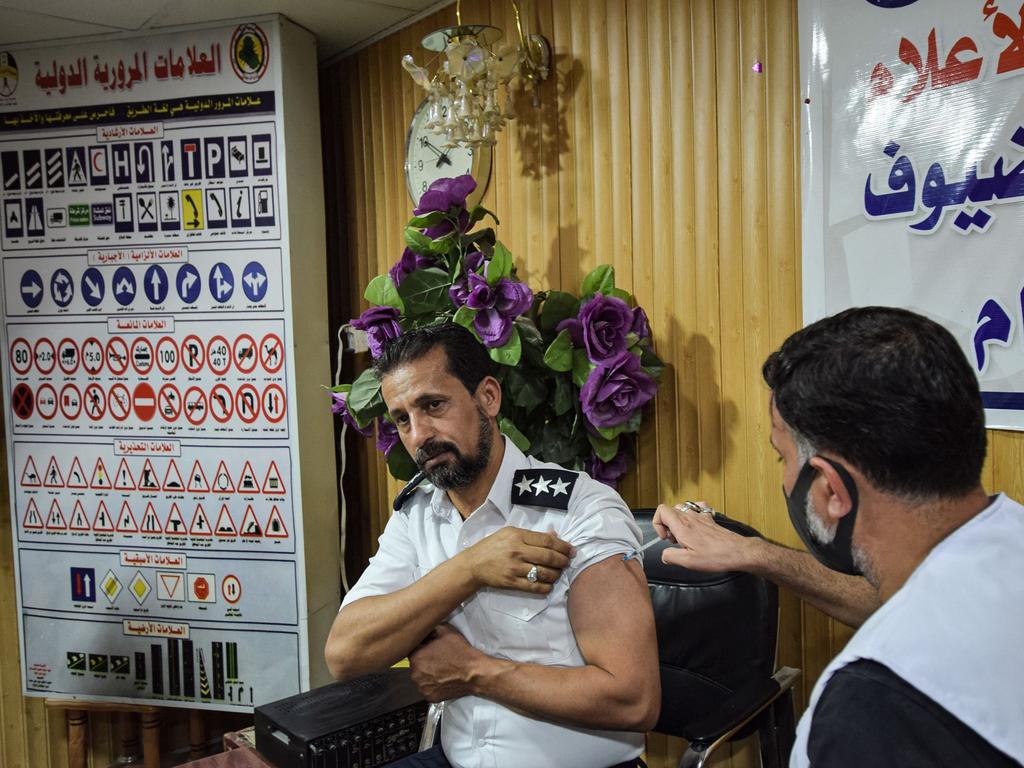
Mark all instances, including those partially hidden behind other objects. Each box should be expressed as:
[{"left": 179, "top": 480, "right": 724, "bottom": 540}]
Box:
[
  {"left": 560, "top": 480, "right": 642, "bottom": 586},
  {"left": 340, "top": 509, "right": 420, "bottom": 610}
]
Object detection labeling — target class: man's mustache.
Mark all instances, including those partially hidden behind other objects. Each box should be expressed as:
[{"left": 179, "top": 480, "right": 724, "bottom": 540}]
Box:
[{"left": 416, "top": 440, "right": 460, "bottom": 466}]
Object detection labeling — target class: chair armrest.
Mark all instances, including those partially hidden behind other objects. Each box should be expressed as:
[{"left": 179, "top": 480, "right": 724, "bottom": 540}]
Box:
[{"left": 681, "top": 667, "right": 800, "bottom": 751}]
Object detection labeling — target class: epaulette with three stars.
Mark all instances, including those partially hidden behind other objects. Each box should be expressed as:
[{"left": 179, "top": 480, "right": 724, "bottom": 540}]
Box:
[{"left": 511, "top": 468, "right": 578, "bottom": 510}]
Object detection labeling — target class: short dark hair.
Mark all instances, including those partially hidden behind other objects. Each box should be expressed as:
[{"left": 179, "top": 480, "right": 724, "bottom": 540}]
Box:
[
  {"left": 374, "top": 323, "right": 494, "bottom": 395},
  {"left": 762, "top": 306, "right": 986, "bottom": 498}
]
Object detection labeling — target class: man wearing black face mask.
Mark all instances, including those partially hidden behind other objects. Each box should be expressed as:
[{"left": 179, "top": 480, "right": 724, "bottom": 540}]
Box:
[{"left": 654, "top": 307, "right": 1024, "bottom": 767}]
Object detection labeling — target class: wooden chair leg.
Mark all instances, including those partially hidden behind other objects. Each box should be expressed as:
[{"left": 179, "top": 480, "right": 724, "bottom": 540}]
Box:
[
  {"left": 141, "top": 711, "right": 160, "bottom": 768},
  {"left": 189, "top": 708, "right": 207, "bottom": 759},
  {"left": 118, "top": 711, "right": 141, "bottom": 763},
  {"left": 66, "top": 710, "right": 88, "bottom": 768}
]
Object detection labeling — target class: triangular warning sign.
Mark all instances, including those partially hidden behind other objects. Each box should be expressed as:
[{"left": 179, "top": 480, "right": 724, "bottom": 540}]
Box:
[
  {"left": 114, "top": 459, "right": 136, "bottom": 491},
  {"left": 116, "top": 501, "right": 139, "bottom": 532},
  {"left": 262, "top": 461, "right": 286, "bottom": 495},
  {"left": 237, "top": 461, "right": 259, "bottom": 494},
  {"left": 20, "top": 456, "right": 41, "bottom": 487},
  {"left": 93, "top": 500, "right": 114, "bottom": 531},
  {"left": 239, "top": 505, "right": 262, "bottom": 537},
  {"left": 66, "top": 457, "right": 88, "bottom": 488},
  {"left": 22, "top": 498, "right": 43, "bottom": 529},
  {"left": 163, "top": 460, "right": 185, "bottom": 492},
  {"left": 43, "top": 456, "right": 65, "bottom": 488},
  {"left": 265, "top": 505, "right": 289, "bottom": 538},
  {"left": 159, "top": 573, "right": 183, "bottom": 601},
  {"left": 214, "top": 504, "right": 237, "bottom": 537},
  {"left": 212, "top": 461, "right": 235, "bottom": 493},
  {"left": 187, "top": 460, "right": 210, "bottom": 493},
  {"left": 69, "top": 500, "right": 91, "bottom": 530},
  {"left": 141, "top": 502, "right": 162, "bottom": 533},
  {"left": 164, "top": 503, "right": 187, "bottom": 536},
  {"left": 138, "top": 459, "right": 160, "bottom": 491},
  {"left": 90, "top": 458, "right": 112, "bottom": 489},
  {"left": 46, "top": 499, "right": 68, "bottom": 530},
  {"left": 190, "top": 503, "right": 212, "bottom": 536}
]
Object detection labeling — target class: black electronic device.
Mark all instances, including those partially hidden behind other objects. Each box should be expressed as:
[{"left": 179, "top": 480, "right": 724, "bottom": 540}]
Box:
[{"left": 255, "top": 669, "right": 427, "bottom": 768}]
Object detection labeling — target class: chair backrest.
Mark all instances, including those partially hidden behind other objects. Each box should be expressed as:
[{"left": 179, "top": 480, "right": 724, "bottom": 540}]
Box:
[{"left": 632, "top": 508, "right": 779, "bottom": 737}]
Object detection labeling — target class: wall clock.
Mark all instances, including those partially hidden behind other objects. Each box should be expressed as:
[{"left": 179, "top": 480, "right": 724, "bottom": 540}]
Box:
[{"left": 404, "top": 98, "right": 492, "bottom": 207}]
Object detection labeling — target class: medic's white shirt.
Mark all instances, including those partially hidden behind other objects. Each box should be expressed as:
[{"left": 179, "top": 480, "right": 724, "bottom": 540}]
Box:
[{"left": 342, "top": 440, "right": 645, "bottom": 768}]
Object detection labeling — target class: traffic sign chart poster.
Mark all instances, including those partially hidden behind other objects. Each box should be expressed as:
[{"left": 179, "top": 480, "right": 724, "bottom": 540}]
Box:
[{"left": 0, "top": 19, "right": 312, "bottom": 711}]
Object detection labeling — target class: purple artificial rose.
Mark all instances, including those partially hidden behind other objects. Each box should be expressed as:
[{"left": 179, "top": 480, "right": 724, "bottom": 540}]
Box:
[
  {"left": 389, "top": 248, "right": 435, "bottom": 287},
  {"left": 330, "top": 391, "right": 373, "bottom": 437},
  {"left": 448, "top": 279, "right": 471, "bottom": 308},
  {"left": 577, "top": 293, "right": 635, "bottom": 363},
  {"left": 351, "top": 305, "right": 402, "bottom": 358},
  {"left": 464, "top": 272, "right": 533, "bottom": 347},
  {"left": 376, "top": 417, "right": 400, "bottom": 455},
  {"left": 448, "top": 251, "right": 487, "bottom": 309},
  {"left": 581, "top": 351, "right": 658, "bottom": 428},
  {"left": 585, "top": 451, "right": 629, "bottom": 489},
  {"left": 414, "top": 175, "right": 477, "bottom": 215},
  {"left": 632, "top": 306, "right": 651, "bottom": 341}
]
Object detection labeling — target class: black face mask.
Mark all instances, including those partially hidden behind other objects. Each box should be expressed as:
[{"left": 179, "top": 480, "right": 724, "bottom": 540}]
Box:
[{"left": 785, "top": 457, "right": 862, "bottom": 576}]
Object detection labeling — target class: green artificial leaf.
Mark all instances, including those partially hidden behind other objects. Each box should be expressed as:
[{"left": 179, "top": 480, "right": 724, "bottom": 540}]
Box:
[
  {"left": 488, "top": 325, "right": 522, "bottom": 366},
  {"left": 468, "top": 205, "right": 498, "bottom": 226},
  {"left": 347, "top": 368, "right": 385, "bottom": 427},
  {"left": 397, "top": 267, "right": 452, "bottom": 317},
  {"left": 581, "top": 265, "right": 616, "bottom": 297},
  {"left": 610, "top": 287, "right": 632, "bottom": 303},
  {"left": 543, "top": 329, "right": 574, "bottom": 372},
  {"left": 640, "top": 347, "right": 665, "bottom": 381},
  {"left": 386, "top": 443, "right": 418, "bottom": 481},
  {"left": 488, "top": 242, "right": 513, "bottom": 286},
  {"left": 463, "top": 229, "right": 496, "bottom": 252},
  {"left": 553, "top": 374, "right": 575, "bottom": 416},
  {"left": 540, "top": 419, "right": 587, "bottom": 466},
  {"left": 453, "top": 305, "right": 477, "bottom": 331},
  {"left": 363, "top": 274, "right": 405, "bottom": 312},
  {"left": 588, "top": 431, "right": 620, "bottom": 462},
  {"left": 572, "top": 349, "right": 595, "bottom": 389},
  {"left": 540, "top": 291, "right": 578, "bottom": 332},
  {"left": 594, "top": 409, "right": 643, "bottom": 440},
  {"left": 505, "top": 366, "right": 547, "bottom": 413},
  {"left": 407, "top": 210, "right": 445, "bottom": 228},
  {"left": 404, "top": 226, "right": 434, "bottom": 255},
  {"left": 499, "top": 417, "right": 531, "bottom": 453},
  {"left": 328, "top": 384, "right": 351, "bottom": 394},
  {"left": 429, "top": 232, "right": 459, "bottom": 257}
]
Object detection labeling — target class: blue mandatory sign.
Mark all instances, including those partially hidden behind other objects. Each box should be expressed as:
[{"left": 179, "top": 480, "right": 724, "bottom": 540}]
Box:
[
  {"left": 112, "top": 266, "right": 137, "bottom": 307},
  {"left": 51, "top": 268, "right": 74, "bottom": 308},
  {"left": 208, "top": 262, "right": 235, "bottom": 303},
  {"left": 241, "top": 261, "right": 268, "bottom": 303},
  {"left": 20, "top": 269, "right": 44, "bottom": 308},
  {"left": 70, "top": 566, "right": 96, "bottom": 602},
  {"left": 176, "top": 263, "right": 202, "bottom": 304},
  {"left": 81, "top": 267, "right": 105, "bottom": 307},
  {"left": 143, "top": 264, "right": 169, "bottom": 305}
]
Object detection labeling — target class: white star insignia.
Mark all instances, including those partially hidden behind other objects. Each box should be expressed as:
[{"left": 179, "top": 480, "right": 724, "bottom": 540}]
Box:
[
  {"left": 550, "top": 478, "right": 570, "bottom": 497},
  {"left": 515, "top": 476, "right": 535, "bottom": 496},
  {"left": 532, "top": 477, "right": 551, "bottom": 495}
]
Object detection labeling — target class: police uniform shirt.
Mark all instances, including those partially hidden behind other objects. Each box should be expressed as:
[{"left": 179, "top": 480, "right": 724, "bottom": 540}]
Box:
[{"left": 341, "top": 439, "right": 645, "bottom": 768}]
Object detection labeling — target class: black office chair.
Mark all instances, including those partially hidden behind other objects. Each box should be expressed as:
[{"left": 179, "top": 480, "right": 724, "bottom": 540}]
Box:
[{"left": 632, "top": 508, "right": 799, "bottom": 768}]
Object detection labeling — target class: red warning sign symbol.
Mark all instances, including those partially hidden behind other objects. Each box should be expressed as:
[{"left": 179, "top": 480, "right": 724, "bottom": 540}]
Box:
[
  {"left": 233, "top": 333, "right": 257, "bottom": 374},
  {"left": 34, "top": 338, "right": 56, "bottom": 375},
  {"left": 108, "top": 383, "right": 132, "bottom": 421},
  {"left": 187, "top": 460, "right": 210, "bottom": 493},
  {"left": 265, "top": 506, "right": 288, "bottom": 538},
  {"left": 140, "top": 502, "right": 162, "bottom": 533},
  {"left": 57, "top": 337, "right": 80, "bottom": 375},
  {"left": 12, "top": 383, "right": 34, "bottom": 420},
  {"left": 181, "top": 334, "right": 205, "bottom": 374},
  {"left": 221, "top": 574, "right": 242, "bottom": 604},
  {"left": 239, "top": 505, "right": 262, "bottom": 537},
  {"left": 214, "top": 504, "right": 237, "bottom": 537},
  {"left": 66, "top": 457, "right": 88, "bottom": 488},
  {"left": 43, "top": 456, "right": 64, "bottom": 487},
  {"left": 235, "top": 383, "right": 259, "bottom": 424},
  {"left": 105, "top": 337, "right": 129, "bottom": 375},
  {"left": 158, "top": 573, "right": 184, "bottom": 602},
  {"left": 130, "top": 336, "right": 154, "bottom": 375},
  {"left": 183, "top": 385, "right": 207, "bottom": 425},
  {"left": 163, "top": 459, "right": 185, "bottom": 492},
  {"left": 237, "top": 461, "right": 259, "bottom": 494},
  {"left": 158, "top": 383, "right": 182, "bottom": 422},
  {"left": 209, "top": 383, "right": 234, "bottom": 423},
  {"left": 22, "top": 498, "right": 43, "bottom": 529},
  {"left": 60, "top": 383, "right": 83, "bottom": 420},
  {"left": 90, "top": 458, "right": 112, "bottom": 489},
  {"left": 116, "top": 501, "right": 139, "bottom": 532},
  {"left": 10, "top": 337, "right": 32, "bottom": 375},
  {"left": 138, "top": 459, "right": 160, "bottom": 491},
  {"left": 261, "top": 384, "right": 285, "bottom": 422},
  {"left": 189, "top": 504, "right": 212, "bottom": 536},
  {"left": 93, "top": 500, "right": 114, "bottom": 531},
  {"left": 36, "top": 383, "right": 57, "bottom": 420},
  {"left": 164, "top": 503, "right": 187, "bottom": 536},
  {"left": 84, "top": 383, "right": 106, "bottom": 421},
  {"left": 81, "top": 337, "right": 104, "bottom": 375},
  {"left": 260, "top": 333, "right": 283, "bottom": 374},
  {"left": 114, "top": 458, "right": 136, "bottom": 490},
  {"left": 46, "top": 499, "right": 68, "bottom": 530},
  {"left": 189, "top": 574, "right": 214, "bottom": 602},
  {"left": 212, "top": 460, "right": 235, "bottom": 493},
  {"left": 21, "top": 456, "right": 41, "bottom": 487},
  {"left": 70, "top": 500, "right": 91, "bottom": 530},
  {"left": 262, "top": 461, "right": 286, "bottom": 495},
  {"left": 133, "top": 382, "right": 157, "bottom": 421},
  {"left": 207, "top": 335, "right": 231, "bottom": 376},
  {"left": 156, "top": 336, "right": 179, "bottom": 375}
]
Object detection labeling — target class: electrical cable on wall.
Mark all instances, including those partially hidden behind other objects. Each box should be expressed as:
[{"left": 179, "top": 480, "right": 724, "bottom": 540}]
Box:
[{"left": 334, "top": 324, "right": 351, "bottom": 593}]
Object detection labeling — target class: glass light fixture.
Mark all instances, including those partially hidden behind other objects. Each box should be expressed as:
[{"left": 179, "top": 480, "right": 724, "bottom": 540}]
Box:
[{"left": 402, "top": 0, "right": 550, "bottom": 150}]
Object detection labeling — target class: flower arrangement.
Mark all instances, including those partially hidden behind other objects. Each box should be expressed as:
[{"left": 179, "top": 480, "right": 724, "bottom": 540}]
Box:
[{"left": 330, "top": 175, "right": 663, "bottom": 488}]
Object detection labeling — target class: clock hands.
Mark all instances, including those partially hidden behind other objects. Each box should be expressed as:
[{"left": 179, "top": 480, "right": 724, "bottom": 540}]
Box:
[{"left": 420, "top": 138, "right": 453, "bottom": 168}]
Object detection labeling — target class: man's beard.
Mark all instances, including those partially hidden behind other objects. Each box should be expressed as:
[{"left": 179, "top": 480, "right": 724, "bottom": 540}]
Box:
[
  {"left": 804, "top": 493, "right": 877, "bottom": 586},
  {"left": 415, "top": 407, "right": 493, "bottom": 490}
]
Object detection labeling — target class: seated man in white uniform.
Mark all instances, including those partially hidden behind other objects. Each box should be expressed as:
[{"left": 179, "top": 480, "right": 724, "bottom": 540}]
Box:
[
  {"left": 654, "top": 307, "right": 1024, "bottom": 767},
  {"left": 325, "top": 323, "right": 660, "bottom": 768}
]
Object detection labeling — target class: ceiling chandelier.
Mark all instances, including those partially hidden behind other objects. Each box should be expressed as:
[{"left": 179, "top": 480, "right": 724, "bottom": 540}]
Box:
[{"left": 402, "top": 0, "right": 551, "bottom": 149}]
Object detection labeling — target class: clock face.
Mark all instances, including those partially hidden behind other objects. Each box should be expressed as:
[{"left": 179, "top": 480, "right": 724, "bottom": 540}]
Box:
[{"left": 404, "top": 99, "right": 491, "bottom": 206}]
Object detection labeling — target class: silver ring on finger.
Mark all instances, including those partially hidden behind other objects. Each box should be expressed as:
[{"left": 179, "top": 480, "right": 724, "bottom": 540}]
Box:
[{"left": 526, "top": 564, "right": 540, "bottom": 583}]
